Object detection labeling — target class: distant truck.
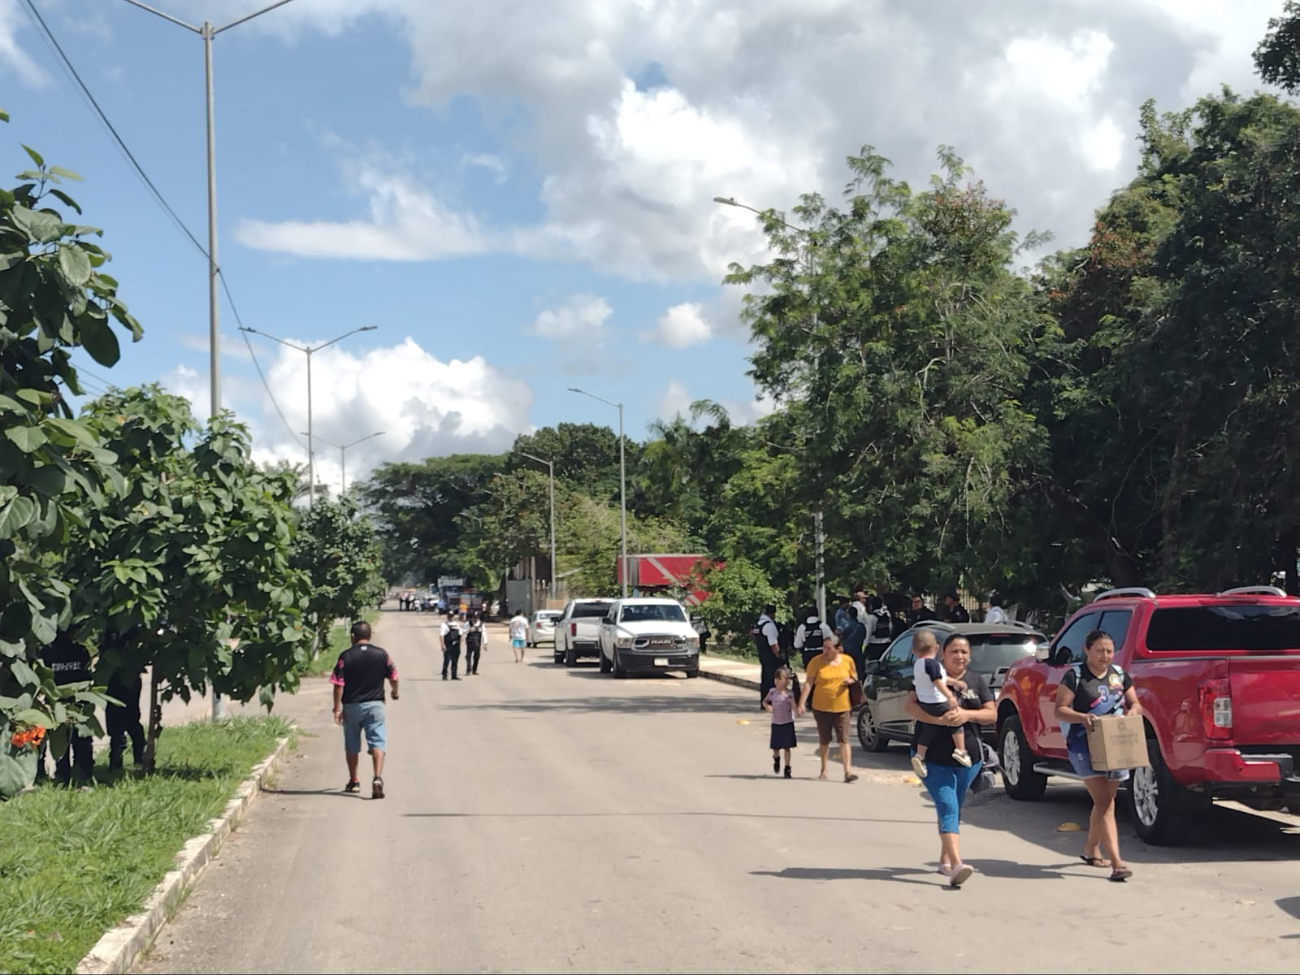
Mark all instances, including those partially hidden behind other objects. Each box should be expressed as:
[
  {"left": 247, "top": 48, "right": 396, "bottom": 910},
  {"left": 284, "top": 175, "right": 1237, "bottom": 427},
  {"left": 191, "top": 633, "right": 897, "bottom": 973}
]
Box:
[{"left": 616, "top": 554, "right": 715, "bottom": 607}]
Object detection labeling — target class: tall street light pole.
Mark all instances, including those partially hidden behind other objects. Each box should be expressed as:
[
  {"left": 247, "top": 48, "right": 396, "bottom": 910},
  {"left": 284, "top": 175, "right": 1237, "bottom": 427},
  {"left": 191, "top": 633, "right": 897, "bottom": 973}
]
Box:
[
  {"left": 568, "top": 388, "right": 628, "bottom": 598},
  {"left": 519, "top": 451, "right": 557, "bottom": 606},
  {"left": 239, "top": 326, "right": 377, "bottom": 506},
  {"left": 121, "top": 0, "right": 297, "bottom": 425},
  {"left": 714, "top": 194, "right": 827, "bottom": 623},
  {"left": 303, "top": 431, "right": 385, "bottom": 496}
]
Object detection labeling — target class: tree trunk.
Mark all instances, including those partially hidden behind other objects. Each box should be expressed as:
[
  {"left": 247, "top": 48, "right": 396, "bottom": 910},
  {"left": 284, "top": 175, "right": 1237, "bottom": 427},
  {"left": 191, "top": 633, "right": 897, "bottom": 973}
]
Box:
[
  {"left": 1159, "top": 420, "right": 1190, "bottom": 584},
  {"left": 143, "top": 671, "right": 161, "bottom": 774}
]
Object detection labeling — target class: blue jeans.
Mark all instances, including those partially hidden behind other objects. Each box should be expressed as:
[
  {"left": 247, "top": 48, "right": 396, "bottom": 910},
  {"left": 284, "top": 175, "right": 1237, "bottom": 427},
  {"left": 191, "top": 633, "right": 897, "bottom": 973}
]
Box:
[
  {"left": 914, "top": 752, "right": 982, "bottom": 834},
  {"left": 342, "top": 701, "right": 387, "bottom": 754}
]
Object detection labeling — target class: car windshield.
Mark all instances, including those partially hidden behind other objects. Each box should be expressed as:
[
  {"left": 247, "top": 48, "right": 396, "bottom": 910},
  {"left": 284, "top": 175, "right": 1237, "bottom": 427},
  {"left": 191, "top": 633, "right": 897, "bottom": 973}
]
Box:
[
  {"left": 620, "top": 604, "right": 687, "bottom": 623},
  {"left": 967, "top": 635, "right": 1042, "bottom": 674},
  {"left": 534, "top": 612, "right": 560, "bottom": 622},
  {"left": 1146, "top": 605, "right": 1300, "bottom": 651},
  {"left": 572, "top": 603, "right": 611, "bottom": 618}
]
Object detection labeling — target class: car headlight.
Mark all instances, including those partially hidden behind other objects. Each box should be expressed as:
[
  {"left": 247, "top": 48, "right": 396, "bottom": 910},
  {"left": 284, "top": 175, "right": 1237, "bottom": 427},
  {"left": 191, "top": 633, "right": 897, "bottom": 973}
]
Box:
[{"left": 615, "top": 635, "right": 634, "bottom": 649}]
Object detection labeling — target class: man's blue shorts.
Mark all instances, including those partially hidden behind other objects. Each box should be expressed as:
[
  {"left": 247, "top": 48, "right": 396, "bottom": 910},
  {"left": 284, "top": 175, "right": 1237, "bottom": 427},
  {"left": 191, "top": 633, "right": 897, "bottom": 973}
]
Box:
[{"left": 342, "top": 701, "right": 387, "bottom": 754}]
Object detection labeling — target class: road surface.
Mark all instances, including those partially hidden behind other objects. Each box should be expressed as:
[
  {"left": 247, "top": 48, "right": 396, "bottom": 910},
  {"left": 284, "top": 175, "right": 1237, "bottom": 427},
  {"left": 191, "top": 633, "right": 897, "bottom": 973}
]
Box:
[{"left": 139, "top": 608, "right": 1300, "bottom": 974}]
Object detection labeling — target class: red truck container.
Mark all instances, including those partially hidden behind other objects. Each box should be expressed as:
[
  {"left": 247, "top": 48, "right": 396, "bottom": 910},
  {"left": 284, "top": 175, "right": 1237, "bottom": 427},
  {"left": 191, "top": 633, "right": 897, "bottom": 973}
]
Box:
[
  {"left": 616, "top": 554, "right": 715, "bottom": 606},
  {"left": 996, "top": 586, "right": 1300, "bottom": 845}
]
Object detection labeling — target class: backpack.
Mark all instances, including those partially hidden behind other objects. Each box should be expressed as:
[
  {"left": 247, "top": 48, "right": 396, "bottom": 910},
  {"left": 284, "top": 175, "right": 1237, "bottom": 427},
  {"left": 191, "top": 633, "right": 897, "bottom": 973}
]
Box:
[
  {"left": 870, "top": 608, "right": 893, "bottom": 643},
  {"left": 445, "top": 626, "right": 462, "bottom": 651}
]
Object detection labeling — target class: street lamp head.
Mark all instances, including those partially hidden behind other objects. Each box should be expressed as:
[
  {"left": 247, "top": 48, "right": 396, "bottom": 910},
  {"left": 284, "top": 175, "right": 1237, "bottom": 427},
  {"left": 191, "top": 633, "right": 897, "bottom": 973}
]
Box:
[
  {"left": 567, "top": 387, "right": 582, "bottom": 393},
  {"left": 360, "top": 326, "right": 378, "bottom": 332},
  {"left": 713, "top": 196, "right": 738, "bottom": 206}
]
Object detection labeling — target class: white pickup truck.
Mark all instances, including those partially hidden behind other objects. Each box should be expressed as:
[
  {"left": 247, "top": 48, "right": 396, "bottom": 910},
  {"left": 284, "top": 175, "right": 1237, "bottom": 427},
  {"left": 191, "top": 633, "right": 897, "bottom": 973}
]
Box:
[
  {"left": 598, "top": 597, "right": 700, "bottom": 678},
  {"left": 554, "top": 598, "right": 615, "bottom": 666}
]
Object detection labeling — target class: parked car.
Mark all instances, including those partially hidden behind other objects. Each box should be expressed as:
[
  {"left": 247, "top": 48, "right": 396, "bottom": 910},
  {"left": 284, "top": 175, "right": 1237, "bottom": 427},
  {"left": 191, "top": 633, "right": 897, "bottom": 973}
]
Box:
[
  {"left": 857, "top": 621, "right": 1046, "bottom": 754},
  {"left": 554, "top": 598, "right": 615, "bottom": 665},
  {"left": 996, "top": 585, "right": 1300, "bottom": 845},
  {"left": 528, "top": 610, "right": 562, "bottom": 647},
  {"left": 597, "top": 597, "right": 700, "bottom": 678}
]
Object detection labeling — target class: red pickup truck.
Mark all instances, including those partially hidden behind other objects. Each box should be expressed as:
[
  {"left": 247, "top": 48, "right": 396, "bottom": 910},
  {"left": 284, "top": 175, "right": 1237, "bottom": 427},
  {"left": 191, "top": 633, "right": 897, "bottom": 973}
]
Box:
[{"left": 996, "top": 586, "right": 1300, "bottom": 845}]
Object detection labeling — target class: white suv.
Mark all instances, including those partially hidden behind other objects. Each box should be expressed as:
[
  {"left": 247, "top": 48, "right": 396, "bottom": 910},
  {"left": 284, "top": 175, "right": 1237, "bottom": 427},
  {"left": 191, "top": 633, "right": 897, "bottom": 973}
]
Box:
[{"left": 597, "top": 598, "right": 700, "bottom": 679}]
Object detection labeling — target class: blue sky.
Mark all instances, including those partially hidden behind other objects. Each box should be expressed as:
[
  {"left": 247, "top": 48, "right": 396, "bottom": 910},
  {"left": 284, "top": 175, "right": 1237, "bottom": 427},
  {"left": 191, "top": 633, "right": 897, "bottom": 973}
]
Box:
[{"left": 0, "top": 0, "right": 1285, "bottom": 493}]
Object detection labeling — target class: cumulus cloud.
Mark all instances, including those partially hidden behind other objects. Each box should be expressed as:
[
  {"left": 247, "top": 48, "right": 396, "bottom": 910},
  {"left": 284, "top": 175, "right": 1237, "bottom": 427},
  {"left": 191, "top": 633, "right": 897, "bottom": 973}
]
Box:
[
  {"left": 642, "top": 302, "right": 712, "bottom": 348},
  {"left": 658, "top": 379, "right": 693, "bottom": 420},
  {"left": 527, "top": 293, "right": 612, "bottom": 340},
  {"left": 463, "top": 152, "right": 508, "bottom": 183},
  {"left": 166, "top": 335, "right": 534, "bottom": 496},
  {"left": 229, "top": 0, "right": 1287, "bottom": 289},
  {"left": 0, "top": 0, "right": 50, "bottom": 88},
  {"left": 655, "top": 378, "right": 777, "bottom": 427}
]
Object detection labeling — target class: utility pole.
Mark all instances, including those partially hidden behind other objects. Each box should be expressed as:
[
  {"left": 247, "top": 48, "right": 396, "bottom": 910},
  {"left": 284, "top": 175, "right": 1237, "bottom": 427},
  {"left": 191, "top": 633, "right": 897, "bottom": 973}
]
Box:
[
  {"left": 568, "top": 389, "right": 628, "bottom": 597},
  {"left": 519, "top": 452, "right": 557, "bottom": 607},
  {"left": 122, "top": 0, "right": 298, "bottom": 721}
]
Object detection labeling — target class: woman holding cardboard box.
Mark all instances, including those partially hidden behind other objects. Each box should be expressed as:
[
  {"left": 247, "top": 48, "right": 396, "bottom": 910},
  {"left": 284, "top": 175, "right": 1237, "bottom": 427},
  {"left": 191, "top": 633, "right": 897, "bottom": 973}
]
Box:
[{"left": 1054, "top": 629, "right": 1144, "bottom": 882}]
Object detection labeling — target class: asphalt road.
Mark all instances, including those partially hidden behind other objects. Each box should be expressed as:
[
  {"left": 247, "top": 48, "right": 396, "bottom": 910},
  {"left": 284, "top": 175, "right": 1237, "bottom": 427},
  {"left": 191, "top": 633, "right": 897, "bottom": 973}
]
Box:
[{"left": 139, "top": 608, "right": 1300, "bottom": 974}]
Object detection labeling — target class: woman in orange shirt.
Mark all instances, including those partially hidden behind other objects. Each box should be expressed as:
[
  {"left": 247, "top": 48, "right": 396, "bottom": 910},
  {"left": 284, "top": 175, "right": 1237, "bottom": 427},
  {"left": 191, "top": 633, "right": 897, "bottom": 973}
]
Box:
[{"left": 797, "top": 633, "right": 860, "bottom": 783}]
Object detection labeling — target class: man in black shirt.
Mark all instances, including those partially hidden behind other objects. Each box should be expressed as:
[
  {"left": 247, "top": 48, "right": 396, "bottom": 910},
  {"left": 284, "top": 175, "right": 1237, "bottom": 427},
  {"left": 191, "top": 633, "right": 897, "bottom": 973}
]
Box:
[
  {"left": 330, "top": 621, "right": 399, "bottom": 799},
  {"left": 943, "top": 594, "right": 971, "bottom": 624},
  {"left": 38, "top": 633, "right": 94, "bottom": 785}
]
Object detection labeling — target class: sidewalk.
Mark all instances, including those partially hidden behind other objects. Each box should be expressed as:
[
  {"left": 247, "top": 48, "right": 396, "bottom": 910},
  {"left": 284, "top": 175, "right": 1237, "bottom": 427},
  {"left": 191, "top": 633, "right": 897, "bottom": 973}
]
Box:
[{"left": 697, "top": 652, "right": 762, "bottom": 690}]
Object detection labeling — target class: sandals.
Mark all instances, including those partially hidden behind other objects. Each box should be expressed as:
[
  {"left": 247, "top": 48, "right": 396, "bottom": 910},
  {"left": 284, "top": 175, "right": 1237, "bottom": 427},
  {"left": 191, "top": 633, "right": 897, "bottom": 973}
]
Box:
[
  {"left": 1109, "top": 867, "right": 1133, "bottom": 883},
  {"left": 1079, "top": 854, "right": 1110, "bottom": 868},
  {"left": 844, "top": 773, "right": 859, "bottom": 784}
]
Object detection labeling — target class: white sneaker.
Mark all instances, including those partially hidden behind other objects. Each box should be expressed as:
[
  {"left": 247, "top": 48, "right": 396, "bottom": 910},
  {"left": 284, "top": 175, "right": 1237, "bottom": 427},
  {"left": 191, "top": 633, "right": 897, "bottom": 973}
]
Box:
[
  {"left": 949, "top": 863, "right": 974, "bottom": 887},
  {"left": 911, "top": 756, "right": 928, "bottom": 778},
  {"left": 953, "top": 749, "right": 973, "bottom": 767}
]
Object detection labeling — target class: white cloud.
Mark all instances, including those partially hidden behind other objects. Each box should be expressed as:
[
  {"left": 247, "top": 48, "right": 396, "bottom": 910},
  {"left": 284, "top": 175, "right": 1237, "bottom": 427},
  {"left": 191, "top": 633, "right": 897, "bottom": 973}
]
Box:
[
  {"left": 527, "top": 293, "right": 611, "bottom": 339},
  {"left": 0, "top": 0, "right": 50, "bottom": 88},
  {"left": 229, "top": 0, "right": 1290, "bottom": 289},
  {"left": 659, "top": 379, "right": 692, "bottom": 420},
  {"left": 167, "top": 335, "right": 534, "bottom": 496},
  {"left": 463, "top": 152, "right": 508, "bottom": 183},
  {"left": 642, "top": 302, "right": 712, "bottom": 348}
]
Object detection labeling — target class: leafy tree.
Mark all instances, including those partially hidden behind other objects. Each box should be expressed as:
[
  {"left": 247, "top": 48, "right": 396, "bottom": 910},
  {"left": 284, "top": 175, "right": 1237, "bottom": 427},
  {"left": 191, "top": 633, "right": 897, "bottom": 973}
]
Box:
[
  {"left": 291, "top": 496, "right": 385, "bottom": 659},
  {"left": 695, "top": 557, "right": 782, "bottom": 645},
  {"left": 0, "top": 131, "right": 141, "bottom": 797},
  {"left": 1255, "top": 0, "right": 1300, "bottom": 93},
  {"left": 63, "top": 387, "right": 311, "bottom": 770}
]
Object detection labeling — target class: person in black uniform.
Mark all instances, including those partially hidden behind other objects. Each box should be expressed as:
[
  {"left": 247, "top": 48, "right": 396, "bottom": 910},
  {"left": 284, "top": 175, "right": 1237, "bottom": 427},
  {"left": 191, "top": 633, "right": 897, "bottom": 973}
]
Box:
[{"left": 38, "top": 633, "right": 94, "bottom": 785}]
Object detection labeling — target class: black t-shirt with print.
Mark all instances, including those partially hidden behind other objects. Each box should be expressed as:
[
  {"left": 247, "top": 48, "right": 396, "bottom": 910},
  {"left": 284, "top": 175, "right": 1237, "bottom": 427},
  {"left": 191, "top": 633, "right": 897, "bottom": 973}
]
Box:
[
  {"left": 1061, "top": 663, "right": 1132, "bottom": 719},
  {"left": 331, "top": 643, "right": 397, "bottom": 704},
  {"left": 910, "top": 670, "right": 993, "bottom": 766}
]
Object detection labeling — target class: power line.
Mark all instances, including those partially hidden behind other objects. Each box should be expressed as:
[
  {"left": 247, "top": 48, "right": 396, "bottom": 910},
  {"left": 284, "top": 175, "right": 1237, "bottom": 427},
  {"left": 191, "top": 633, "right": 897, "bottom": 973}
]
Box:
[{"left": 19, "top": 0, "right": 209, "bottom": 259}]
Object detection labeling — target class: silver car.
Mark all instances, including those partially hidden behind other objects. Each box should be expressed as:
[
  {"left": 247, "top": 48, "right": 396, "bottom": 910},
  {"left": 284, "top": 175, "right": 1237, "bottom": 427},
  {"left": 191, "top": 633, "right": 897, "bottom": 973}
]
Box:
[{"left": 527, "top": 610, "right": 562, "bottom": 647}]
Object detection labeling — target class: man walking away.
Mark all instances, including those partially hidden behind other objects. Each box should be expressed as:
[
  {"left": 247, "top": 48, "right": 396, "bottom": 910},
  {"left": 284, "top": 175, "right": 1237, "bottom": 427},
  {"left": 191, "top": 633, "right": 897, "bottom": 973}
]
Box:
[
  {"left": 510, "top": 610, "right": 529, "bottom": 663},
  {"left": 752, "top": 604, "right": 784, "bottom": 710},
  {"left": 840, "top": 607, "right": 868, "bottom": 677},
  {"left": 106, "top": 667, "right": 145, "bottom": 771},
  {"left": 331, "top": 621, "right": 398, "bottom": 799},
  {"left": 794, "top": 608, "right": 833, "bottom": 671},
  {"left": 441, "top": 616, "right": 463, "bottom": 680},
  {"left": 465, "top": 612, "right": 486, "bottom": 675}
]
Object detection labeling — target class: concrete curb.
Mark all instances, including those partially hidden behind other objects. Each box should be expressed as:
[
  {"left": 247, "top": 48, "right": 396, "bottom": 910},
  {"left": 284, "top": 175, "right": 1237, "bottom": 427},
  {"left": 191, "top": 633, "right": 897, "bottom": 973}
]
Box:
[
  {"left": 75, "top": 733, "right": 295, "bottom": 975},
  {"left": 699, "top": 667, "right": 761, "bottom": 692}
]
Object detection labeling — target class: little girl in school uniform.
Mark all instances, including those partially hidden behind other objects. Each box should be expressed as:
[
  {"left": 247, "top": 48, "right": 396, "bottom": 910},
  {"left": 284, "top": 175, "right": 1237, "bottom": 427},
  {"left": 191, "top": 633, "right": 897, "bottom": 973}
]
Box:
[{"left": 763, "top": 667, "right": 798, "bottom": 778}]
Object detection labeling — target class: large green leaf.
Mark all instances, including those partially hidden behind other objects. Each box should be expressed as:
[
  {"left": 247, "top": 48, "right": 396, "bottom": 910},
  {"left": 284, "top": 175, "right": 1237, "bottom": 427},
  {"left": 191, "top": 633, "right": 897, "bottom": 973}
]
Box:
[
  {"left": 10, "top": 205, "right": 62, "bottom": 243},
  {"left": 0, "top": 748, "right": 37, "bottom": 800},
  {"left": 57, "top": 243, "right": 93, "bottom": 287},
  {"left": 0, "top": 496, "right": 36, "bottom": 538},
  {"left": 44, "top": 416, "right": 97, "bottom": 447},
  {"left": 4, "top": 425, "right": 47, "bottom": 453},
  {"left": 79, "top": 315, "right": 121, "bottom": 367}
]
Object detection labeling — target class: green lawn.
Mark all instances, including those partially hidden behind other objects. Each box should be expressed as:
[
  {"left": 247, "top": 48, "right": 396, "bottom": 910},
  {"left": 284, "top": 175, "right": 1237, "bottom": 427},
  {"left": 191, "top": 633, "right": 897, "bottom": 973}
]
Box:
[
  {"left": 0, "top": 717, "right": 293, "bottom": 975},
  {"left": 298, "top": 608, "right": 381, "bottom": 679}
]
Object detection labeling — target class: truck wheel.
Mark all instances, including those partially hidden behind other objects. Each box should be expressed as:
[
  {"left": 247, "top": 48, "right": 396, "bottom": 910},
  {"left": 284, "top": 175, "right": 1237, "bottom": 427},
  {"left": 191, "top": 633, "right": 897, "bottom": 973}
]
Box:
[
  {"left": 552, "top": 648, "right": 563, "bottom": 664},
  {"left": 999, "top": 714, "right": 1047, "bottom": 801},
  {"left": 685, "top": 668, "right": 700, "bottom": 679},
  {"left": 599, "top": 651, "right": 612, "bottom": 674},
  {"left": 612, "top": 651, "right": 627, "bottom": 679},
  {"left": 857, "top": 703, "right": 890, "bottom": 753},
  {"left": 1126, "top": 735, "right": 1206, "bottom": 846},
  {"left": 565, "top": 646, "right": 578, "bottom": 667}
]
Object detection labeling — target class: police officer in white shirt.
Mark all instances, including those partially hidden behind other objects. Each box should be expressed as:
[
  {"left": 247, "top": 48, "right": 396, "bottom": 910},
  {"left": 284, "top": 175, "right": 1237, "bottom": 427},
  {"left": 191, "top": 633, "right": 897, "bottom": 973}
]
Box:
[
  {"left": 985, "top": 594, "right": 1009, "bottom": 624},
  {"left": 794, "top": 607, "right": 835, "bottom": 670},
  {"left": 752, "top": 604, "right": 783, "bottom": 708}
]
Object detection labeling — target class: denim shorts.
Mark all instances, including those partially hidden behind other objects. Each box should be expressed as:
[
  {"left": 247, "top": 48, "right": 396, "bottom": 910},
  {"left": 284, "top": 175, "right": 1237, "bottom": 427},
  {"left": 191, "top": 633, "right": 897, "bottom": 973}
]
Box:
[
  {"left": 342, "top": 701, "right": 387, "bottom": 754},
  {"left": 1066, "top": 735, "right": 1130, "bottom": 781},
  {"left": 512, "top": 639, "right": 525, "bottom": 649},
  {"left": 914, "top": 753, "right": 982, "bottom": 834}
]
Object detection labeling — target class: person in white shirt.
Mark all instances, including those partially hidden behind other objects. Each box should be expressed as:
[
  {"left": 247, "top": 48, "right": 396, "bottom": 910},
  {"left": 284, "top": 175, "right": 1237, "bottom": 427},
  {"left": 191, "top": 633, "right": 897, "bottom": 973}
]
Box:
[
  {"left": 752, "top": 605, "right": 784, "bottom": 708},
  {"left": 439, "top": 616, "right": 463, "bottom": 681},
  {"left": 793, "top": 608, "right": 835, "bottom": 669},
  {"left": 984, "top": 595, "right": 1009, "bottom": 625},
  {"left": 509, "top": 611, "right": 529, "bottom": 663}
]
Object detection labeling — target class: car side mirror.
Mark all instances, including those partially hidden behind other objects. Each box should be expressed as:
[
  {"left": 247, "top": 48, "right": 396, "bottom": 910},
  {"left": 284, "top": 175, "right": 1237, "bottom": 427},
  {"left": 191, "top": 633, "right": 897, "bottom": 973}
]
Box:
[{"left": 1035, "top": 644, "right": 1051, "bottom": 662}]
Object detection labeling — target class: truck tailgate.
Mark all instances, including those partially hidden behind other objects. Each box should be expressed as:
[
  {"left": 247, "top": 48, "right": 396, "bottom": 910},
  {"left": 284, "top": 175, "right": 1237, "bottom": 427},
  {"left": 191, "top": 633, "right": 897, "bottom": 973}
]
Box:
[{"left": 1229, "top": 657, "right": 1300, "bottom": 746}]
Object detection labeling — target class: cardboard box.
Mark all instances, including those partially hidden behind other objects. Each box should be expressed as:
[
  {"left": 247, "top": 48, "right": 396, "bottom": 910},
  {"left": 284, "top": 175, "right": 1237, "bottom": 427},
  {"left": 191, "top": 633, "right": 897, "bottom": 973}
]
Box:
[{"left": 1085, "top": 714, "right": 1150, "bottom": 770}]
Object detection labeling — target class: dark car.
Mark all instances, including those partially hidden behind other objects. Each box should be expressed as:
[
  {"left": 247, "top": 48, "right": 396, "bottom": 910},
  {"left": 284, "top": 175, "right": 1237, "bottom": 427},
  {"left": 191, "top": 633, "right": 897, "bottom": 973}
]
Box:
[{"left": 856, "top": 621, "right": 1046, "bottom": 753}]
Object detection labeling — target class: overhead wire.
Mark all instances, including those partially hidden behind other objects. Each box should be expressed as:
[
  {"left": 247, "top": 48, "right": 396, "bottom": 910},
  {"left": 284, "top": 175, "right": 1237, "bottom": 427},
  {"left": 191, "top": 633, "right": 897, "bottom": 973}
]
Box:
[{"left": 19, "top": 2, "right": 304, "bottom": 450}]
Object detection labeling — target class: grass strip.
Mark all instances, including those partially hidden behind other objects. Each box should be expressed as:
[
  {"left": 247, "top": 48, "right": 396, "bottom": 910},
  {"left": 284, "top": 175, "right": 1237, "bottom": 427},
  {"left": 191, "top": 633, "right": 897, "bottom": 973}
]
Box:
[{"left": 0, "top": 716, "right": 292, "bottom": 975}]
